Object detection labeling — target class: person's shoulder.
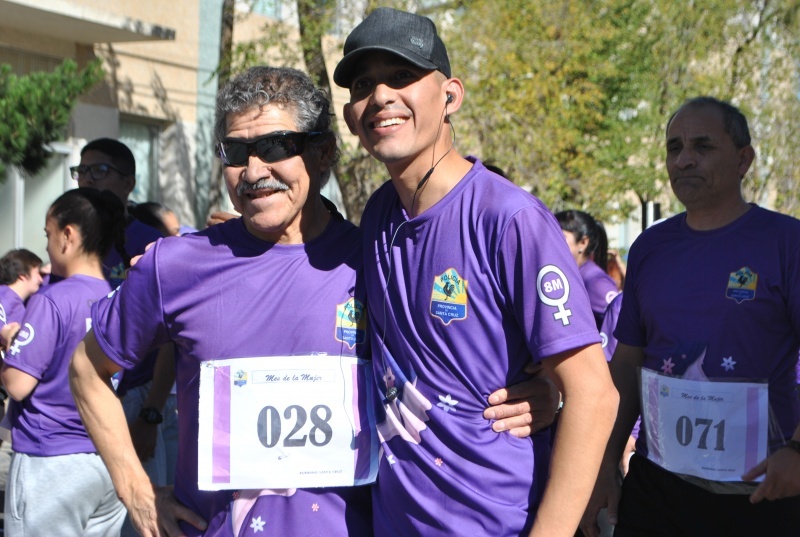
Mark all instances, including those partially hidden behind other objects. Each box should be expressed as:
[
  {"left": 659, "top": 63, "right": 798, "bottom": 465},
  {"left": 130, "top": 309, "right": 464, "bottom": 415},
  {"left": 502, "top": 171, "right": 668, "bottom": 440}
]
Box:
[
  {"left": 582, "top": 259, "right": 613, "bottom": 280},
  {"left": 28, "top": 278, "right": 68, "bottom": 307},
  {"left": 631, "top": 213, "right": 682, "bottom": 246},
  {"left": 0, "top": 285, "right": 24, "bottom": 316},
  {"left": 471, "top": 162, "right": 555, "bottom": 225},
  {"left": 0, "top": 285, "right": 19, "bottom": 302},
  {"left": 331, "top": 216, "right": 362, "bottom": 241},
  {"left": 128, "top": 218, "right": 166, "bottom": 241},
  {"left": 53, "top": 274, "right": 110, "bottom": 294},
  {"left": 362, "top": 179, "right": 395, "bottom": 217},
  {"left": 148, "top": 221, "right": 223, "bottom": 262},
  {"left": 750, "top": 205, "right": 800, "bottom": 232},
  {"left": 309, "top": 216, "right": 363, "bottom": 269}
]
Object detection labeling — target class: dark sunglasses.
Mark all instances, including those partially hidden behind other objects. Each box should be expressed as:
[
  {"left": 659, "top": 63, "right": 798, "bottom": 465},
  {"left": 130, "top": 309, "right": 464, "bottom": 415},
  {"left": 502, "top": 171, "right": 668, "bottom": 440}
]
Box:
[
  {"left": 70, "top": 163, "right": 128, "bottom": 181},
  {"left": 217, "top": 131, "right": 323, "bottom": 167}
]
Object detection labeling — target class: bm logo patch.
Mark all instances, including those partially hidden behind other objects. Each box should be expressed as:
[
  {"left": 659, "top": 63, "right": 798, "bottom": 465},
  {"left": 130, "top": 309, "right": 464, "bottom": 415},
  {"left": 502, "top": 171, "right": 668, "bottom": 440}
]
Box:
[
  {"left": 335, "top": 298, "right": 367, "bottom": 348},
  {"left": 536, "top": 265, "right": 572, "bottom": 326},
  {"left": 430, "top": 268, "right": 468, "bottom": 325},
  {"left": 726, "top": 267, "right": 757, "bottom": 304}
]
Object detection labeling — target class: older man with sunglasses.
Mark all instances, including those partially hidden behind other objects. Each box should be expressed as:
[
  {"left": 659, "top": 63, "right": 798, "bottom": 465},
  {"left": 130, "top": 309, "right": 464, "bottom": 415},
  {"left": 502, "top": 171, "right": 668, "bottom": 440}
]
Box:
[{"left": 70, "top": 66, "right": 380, "bottom": 537}]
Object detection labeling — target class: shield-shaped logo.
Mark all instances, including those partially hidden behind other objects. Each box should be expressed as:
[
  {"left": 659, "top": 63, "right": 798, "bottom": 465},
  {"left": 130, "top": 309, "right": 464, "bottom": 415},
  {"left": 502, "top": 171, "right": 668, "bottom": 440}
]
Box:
[
  {"left": 430, "top": 268, "right": 468, "bottom": 325},
  {"left": 726, "top": 267, "right": 757, "bottom": 304},
  {"left": 233, "top": 369, "right": 248, "bottom": 387},
  {"left": 335, "top": 298, "right": 367, "bottom": 348}
]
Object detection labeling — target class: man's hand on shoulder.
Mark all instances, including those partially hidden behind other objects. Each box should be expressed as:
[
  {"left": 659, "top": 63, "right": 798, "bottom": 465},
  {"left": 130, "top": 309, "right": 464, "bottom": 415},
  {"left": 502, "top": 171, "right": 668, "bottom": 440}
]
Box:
[{"left": 206, "top": 211, "right": 238, "bottom": 227}]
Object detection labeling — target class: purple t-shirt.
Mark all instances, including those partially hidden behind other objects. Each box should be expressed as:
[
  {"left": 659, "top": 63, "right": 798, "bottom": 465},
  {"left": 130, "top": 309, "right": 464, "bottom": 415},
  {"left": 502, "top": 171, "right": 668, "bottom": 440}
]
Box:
[
  {"left": 615, "top": 206, "right": 800, "bottom": 455},
  {"left": 599, "top": 292, "right": 640, "bottom": 439},
  {"left": 0, "top": 285, "right": 25, "bottom": 328},
  {"left": 599, "top": 292, "right": 623, "bottom": 362},
  {"left": 104, "top": 218, "right": 163, "bottom": 288},
  {"left": 91, "top": 217, "right": 373, "bottom": 537},
  {"left": 580, "top": 259, "right": 620, "bottom": 327},
  {"left": 4, "top": 274, "right": 111, "bottom": 456},
  {"left": 361, "top": 158, "right": 600, "bottom": 536},
  {"left": 1, "top": 286, "right": 27, "bottom": 430},
  {"left": 106, "top": 219, "right": 164, "bottom": 394}
]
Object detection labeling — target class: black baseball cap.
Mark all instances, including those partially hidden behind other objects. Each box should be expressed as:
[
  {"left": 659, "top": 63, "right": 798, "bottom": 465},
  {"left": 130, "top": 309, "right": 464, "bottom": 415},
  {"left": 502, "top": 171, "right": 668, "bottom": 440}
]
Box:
[{"left": 334, "top": 7, "right": 451, "bottom": 88}]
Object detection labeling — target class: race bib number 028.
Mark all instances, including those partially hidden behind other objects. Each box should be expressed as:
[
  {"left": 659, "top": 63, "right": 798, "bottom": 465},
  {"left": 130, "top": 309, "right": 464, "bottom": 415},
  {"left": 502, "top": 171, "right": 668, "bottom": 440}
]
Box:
[
  {"left": 640, "top": 368, "right": 768, "bottom": 482},
  {"left": 197, "top": 355, "right": 379, "bottom": 490}
]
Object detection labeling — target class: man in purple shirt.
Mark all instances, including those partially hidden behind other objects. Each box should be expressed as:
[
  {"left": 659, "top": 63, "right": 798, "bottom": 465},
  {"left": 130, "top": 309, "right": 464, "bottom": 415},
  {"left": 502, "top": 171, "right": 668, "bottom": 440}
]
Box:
[
  {"left": 336, "top": 8, "right": 617, "bottom": 536},
  {"left": 70, "top": 66, "right": 378, "bottom": 537},
  {"left": 582, "top": 97, "right": 800, "bottom": 536}
]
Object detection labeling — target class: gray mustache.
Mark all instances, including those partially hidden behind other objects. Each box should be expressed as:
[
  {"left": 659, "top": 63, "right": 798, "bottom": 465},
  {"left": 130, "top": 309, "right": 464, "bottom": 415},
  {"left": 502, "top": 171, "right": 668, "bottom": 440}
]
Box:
[{"left": 237, "top": 178, "right": 289, "bottom": 196}]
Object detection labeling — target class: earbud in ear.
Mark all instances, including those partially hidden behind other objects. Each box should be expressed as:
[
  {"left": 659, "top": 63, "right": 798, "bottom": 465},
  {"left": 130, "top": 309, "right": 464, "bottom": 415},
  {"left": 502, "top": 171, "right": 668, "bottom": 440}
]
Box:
[{"left": 446, "top": 94, "right": 454, "bottom": 104}]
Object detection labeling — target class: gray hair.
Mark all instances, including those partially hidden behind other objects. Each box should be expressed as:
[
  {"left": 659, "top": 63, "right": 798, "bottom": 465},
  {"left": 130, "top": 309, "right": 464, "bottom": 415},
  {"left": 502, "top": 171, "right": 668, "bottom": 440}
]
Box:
[
  {"left": 214, "top": 66, "right": 339, "bottom": 183},
  {"left": 667, "top": 96, "right": 751, "bottom": 149}
]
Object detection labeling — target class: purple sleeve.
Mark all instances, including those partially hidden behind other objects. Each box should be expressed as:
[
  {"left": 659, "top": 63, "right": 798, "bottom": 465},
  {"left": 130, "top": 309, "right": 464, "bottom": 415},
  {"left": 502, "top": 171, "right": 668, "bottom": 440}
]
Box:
[
  {"left": 599, "top": 293, "right": 640, "bottom": 438},
  {"left": 499, "top": 206, "right": 600, "bottom": 359},
  {"left": 0, "top": 292, "right": 25, "bottom": 326},
  {"left": 593, "top": 276, "right": 620, "bottom": 309},
  {"left": 613, "top": 241, "right": 646, "bottom": 348},
  {"left": 600, "top": 293, "right": 623, "bottom": 361},
  {"left": 582, "top": 261, "right": 620, "bottom": 315},
  {"left": 4, "top": 294, "right": 59, "bottom": 380},
  {"left": 92, "top": 242, "right": 169, "bottom": 370},
  {"left": 126, "top": 221, "right": 164, "bottom": 257}
]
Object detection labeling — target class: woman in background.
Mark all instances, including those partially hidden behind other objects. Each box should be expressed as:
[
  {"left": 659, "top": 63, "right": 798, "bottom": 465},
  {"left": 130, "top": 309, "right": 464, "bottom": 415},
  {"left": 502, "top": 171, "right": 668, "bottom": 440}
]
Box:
[
  {"left": 1, "top": 188, "right": 128, "bottom": 536},
  {"left": 556, "top": 209, "right": 620, "bottom": 328}
]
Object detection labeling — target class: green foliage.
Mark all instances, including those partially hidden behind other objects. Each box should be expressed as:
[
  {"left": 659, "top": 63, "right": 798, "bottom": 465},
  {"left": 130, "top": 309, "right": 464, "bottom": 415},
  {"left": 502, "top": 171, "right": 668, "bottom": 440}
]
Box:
[
  {"left": 446, "top": 0, "right": 800, "bottom": 221},
  {"left": 0, "top": 58, "right": 103, "bottom": 178},
  {"left": 222, "top": 0, "right": 800, "bottom": 221}
]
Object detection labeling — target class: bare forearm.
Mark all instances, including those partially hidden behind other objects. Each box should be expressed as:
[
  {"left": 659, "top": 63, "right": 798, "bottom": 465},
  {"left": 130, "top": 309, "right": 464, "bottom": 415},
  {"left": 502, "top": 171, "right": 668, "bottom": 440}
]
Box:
[
  {"left": 70, "top": 334, "right": 155, "bottom": 517},
  {"left": 530, "top": 345, "right": 618, "bottom": 536}
]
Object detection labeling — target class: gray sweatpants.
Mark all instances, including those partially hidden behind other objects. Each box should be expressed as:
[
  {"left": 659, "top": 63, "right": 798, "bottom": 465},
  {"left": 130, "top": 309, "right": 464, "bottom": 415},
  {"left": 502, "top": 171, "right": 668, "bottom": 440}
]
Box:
[{"left": 4, "top": 451, "right": 126, "bottom": 537}]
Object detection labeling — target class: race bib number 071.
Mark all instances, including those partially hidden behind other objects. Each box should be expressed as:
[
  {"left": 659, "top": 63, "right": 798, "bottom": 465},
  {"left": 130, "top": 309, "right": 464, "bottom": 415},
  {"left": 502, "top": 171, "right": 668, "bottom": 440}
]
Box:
[
  {"left": 640, "top": 368, "right": 768, "bottom": 482},
  {"left": 197, "top": 355, "right": 379, "bottom": 490}
]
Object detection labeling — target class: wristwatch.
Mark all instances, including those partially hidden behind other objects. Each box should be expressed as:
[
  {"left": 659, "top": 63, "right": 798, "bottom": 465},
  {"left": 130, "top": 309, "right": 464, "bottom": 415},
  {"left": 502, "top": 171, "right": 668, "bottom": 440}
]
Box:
[{"left": 139, "top": 407, "right": 163, "bottom": 425}]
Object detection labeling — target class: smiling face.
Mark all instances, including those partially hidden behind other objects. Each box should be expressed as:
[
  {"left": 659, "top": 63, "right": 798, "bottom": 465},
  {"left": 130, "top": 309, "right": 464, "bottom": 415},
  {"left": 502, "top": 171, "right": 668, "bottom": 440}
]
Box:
[
  {"left": 666, "top": 104, "right": 754, "bottom": 215},
  {"left": 343, "top": 52, "right": 456, "bottom": 174},
  {"left": 222, "top": 104, "right": 331, "bottom": 244}
]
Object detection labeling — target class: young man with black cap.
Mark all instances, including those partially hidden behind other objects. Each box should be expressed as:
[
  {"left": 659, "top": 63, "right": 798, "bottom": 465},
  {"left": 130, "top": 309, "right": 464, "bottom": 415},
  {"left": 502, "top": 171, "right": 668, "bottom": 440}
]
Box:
[{"left": 336, "top": 7, "right": 618, "bottom": 536}]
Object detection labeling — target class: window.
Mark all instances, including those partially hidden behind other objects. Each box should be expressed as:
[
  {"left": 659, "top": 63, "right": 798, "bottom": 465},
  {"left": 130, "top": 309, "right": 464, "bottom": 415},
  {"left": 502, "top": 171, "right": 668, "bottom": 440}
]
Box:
[{"left": 119, "top": 120, "right": 160, "bottom": 203}]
